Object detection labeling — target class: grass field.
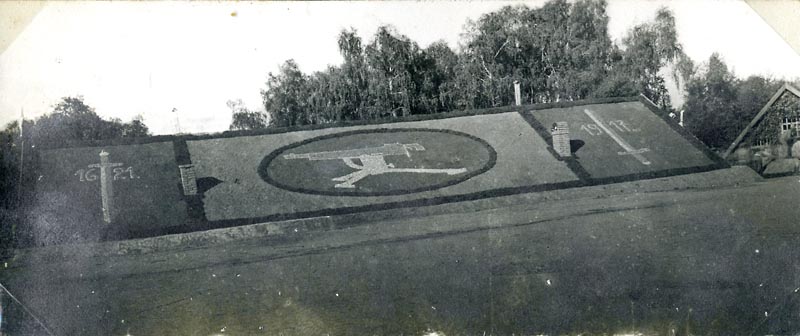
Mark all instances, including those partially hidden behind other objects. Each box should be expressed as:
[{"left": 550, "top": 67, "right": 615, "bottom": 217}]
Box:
[
  {"left": 261, "top": 129, "right": 496, "bottom": 196},
  {"left": 33, "top": 142, "right": 186, "bottom": 244},
  {"left": 30, "top": 98, "right": 728, "bottom": 242},
  {"left": 188, "top": 112, "right": 579, "bottom": 222},
  {"left": 528, "top": 101, "right": 717, "bottom": 179}
]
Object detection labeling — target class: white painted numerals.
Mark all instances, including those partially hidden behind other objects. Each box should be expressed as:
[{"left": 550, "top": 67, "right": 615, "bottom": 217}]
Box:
[
  {"left": 112, "top": 166, "right": 138, "bottom": 180},
  {"left": 580, "top": 120, "right": 639, "bottom": 136},
  {"left": 580, "top": 123, "right": 604, "bottom": 136},
  {"left": 75, "top": 166, "right": 139, "bottom": 182},
  {"left": 74, "top": 168, "right": 98, "bottom": 182},
  {"left": 608, "top": 120, "right": 636, "bottom": 132}
]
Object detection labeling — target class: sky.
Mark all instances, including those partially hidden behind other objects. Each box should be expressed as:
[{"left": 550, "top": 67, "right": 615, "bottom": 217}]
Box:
[{"left": 1, "top": 1, "right": 799, "bottom": 135}]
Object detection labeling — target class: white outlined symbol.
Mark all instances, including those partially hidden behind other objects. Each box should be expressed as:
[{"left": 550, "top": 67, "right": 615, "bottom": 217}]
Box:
[{"left": 284, "top": 143, "right": 468, "bottom": 188}]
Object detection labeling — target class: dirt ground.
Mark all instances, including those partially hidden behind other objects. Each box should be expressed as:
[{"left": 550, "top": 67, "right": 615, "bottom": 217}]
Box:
[{"left": 3, "top": 167, "right": 800, "bottom": 335}]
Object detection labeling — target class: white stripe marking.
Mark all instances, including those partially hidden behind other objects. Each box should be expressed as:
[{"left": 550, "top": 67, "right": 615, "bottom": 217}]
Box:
[{"left": 583, "top": 109, "right": 651, "bottom": 165}]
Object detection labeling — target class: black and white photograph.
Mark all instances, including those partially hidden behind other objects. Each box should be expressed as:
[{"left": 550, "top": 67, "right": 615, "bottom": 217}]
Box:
[{"left": 0, "top": 1, "right": 799, "bottom": 334}]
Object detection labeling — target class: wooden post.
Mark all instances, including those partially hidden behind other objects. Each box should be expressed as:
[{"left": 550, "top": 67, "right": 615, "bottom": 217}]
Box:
[
  {"left": 173, "top": 107, "right": 181, "bottom": 134},
  {"left": 514, "top": 80, "right": 521, "bottom": 106}
]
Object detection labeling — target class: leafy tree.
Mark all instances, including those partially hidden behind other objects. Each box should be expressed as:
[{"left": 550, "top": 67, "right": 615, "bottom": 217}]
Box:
[
  {"left": 122, "top": 115, "right": 150, "bottom": 137},
  {"left": 32, "top": 97, "right": 104, "bottom": 144},
  {"left": 258, "top": 1, "right": 691, "bottom": 125},
  {"left": 421, "top": 41, "right": 459, "bottom": 112},
  {"left": 25, "top": 96, "right": 151, "bottom": 147},
  {"left": 337, "top": 29, "right": 370, "bottom": 121},
  {"left": 364, "top": 26, "right": 420, "bottom": 117},
  {"left": 262, "top": 60, "right": 310, "bottom": 127},
  {"left": 735, "top": 75, "right": 783, "bottom": 137},
  {"left": 557, "top": 0, "right": 614, "bottom": 100},
  {"left": 684, "top": 53, "right": 739, "bottom": 148},
  {"left": 0, "top": 122, "right": 24, "bottom": 259},
  {"left": 682, "top": 54, "right": 786, "bottom": 150},
  {"left": 0, "top": 122, "right": 25, "bottom": 209},
  {"left": 456, "top": 0, "right": 620, "bottom": 106},
  {"left": 228, "top": 99, "right": 269, "bottom": 130},
  {"left": 457, "top": 5, "right": 527, "bottom": 107},
  {"left": 305, "top": 67, "right": 342, "bottom": 124},
  {"left": 614, "top": 7, "right": 689, "bottom": 108}
]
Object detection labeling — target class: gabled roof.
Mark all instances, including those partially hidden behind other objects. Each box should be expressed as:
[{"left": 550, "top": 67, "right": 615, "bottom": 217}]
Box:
[{"left": 723, "top": 83, "right": 800, "bottom": 159}]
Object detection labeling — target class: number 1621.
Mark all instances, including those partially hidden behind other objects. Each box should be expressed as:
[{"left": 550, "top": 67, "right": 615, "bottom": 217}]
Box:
[{"left": 74, "top": 166, "right": 138, "bottom": 182}]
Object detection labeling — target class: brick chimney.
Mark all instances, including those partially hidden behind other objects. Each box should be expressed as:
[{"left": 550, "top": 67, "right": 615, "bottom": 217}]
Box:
[
  {"left": 178, "top": 164, "right": 198, "bottom": 195},
  {"left": 551, "top": 121, "right": 571, "bottom": 157}
]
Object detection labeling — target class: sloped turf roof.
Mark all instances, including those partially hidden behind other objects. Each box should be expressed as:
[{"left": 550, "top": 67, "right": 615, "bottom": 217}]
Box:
[{"left": 31, "top": 95, "right": 726, "bottom": 243}]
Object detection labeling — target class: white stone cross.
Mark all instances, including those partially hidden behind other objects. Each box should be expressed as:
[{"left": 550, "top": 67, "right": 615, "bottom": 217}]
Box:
[
  {"left": 583, "top": 109, "right": 651, "bottom": 165},
  {"left": 88, "top": 150, "right": 123, "bottom": 223}
]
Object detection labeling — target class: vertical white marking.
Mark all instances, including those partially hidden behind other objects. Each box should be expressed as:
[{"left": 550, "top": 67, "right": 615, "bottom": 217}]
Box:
[
  {"left": 89, "top": 150, "right": 123, "bottom": 223},
  {"left": 99, "top": 152, "right": 113, "bottom": 223},
  {"left": 583, "top": 109, "right": 651, "bottom": 165}
]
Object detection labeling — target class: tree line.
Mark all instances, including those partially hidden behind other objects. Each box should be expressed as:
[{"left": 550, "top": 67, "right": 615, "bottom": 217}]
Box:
[
  {"left": 235, "top": 0, "right": 690, "bottom": 130},
  {"left": 236, "top": 0, "right": 796, "bottom": 152},
  {"left": 683, "top": 53, "right": 797, "bottom": 149}
]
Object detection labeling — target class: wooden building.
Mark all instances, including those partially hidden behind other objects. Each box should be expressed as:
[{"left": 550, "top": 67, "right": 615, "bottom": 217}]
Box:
[{"left": 724, "top": 83, "right": 800, "bottom": 176}]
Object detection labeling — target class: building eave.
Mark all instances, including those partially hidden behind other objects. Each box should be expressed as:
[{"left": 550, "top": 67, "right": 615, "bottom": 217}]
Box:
[{"left": 722, "top": 83, "right": 800, "bottom": 159}]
